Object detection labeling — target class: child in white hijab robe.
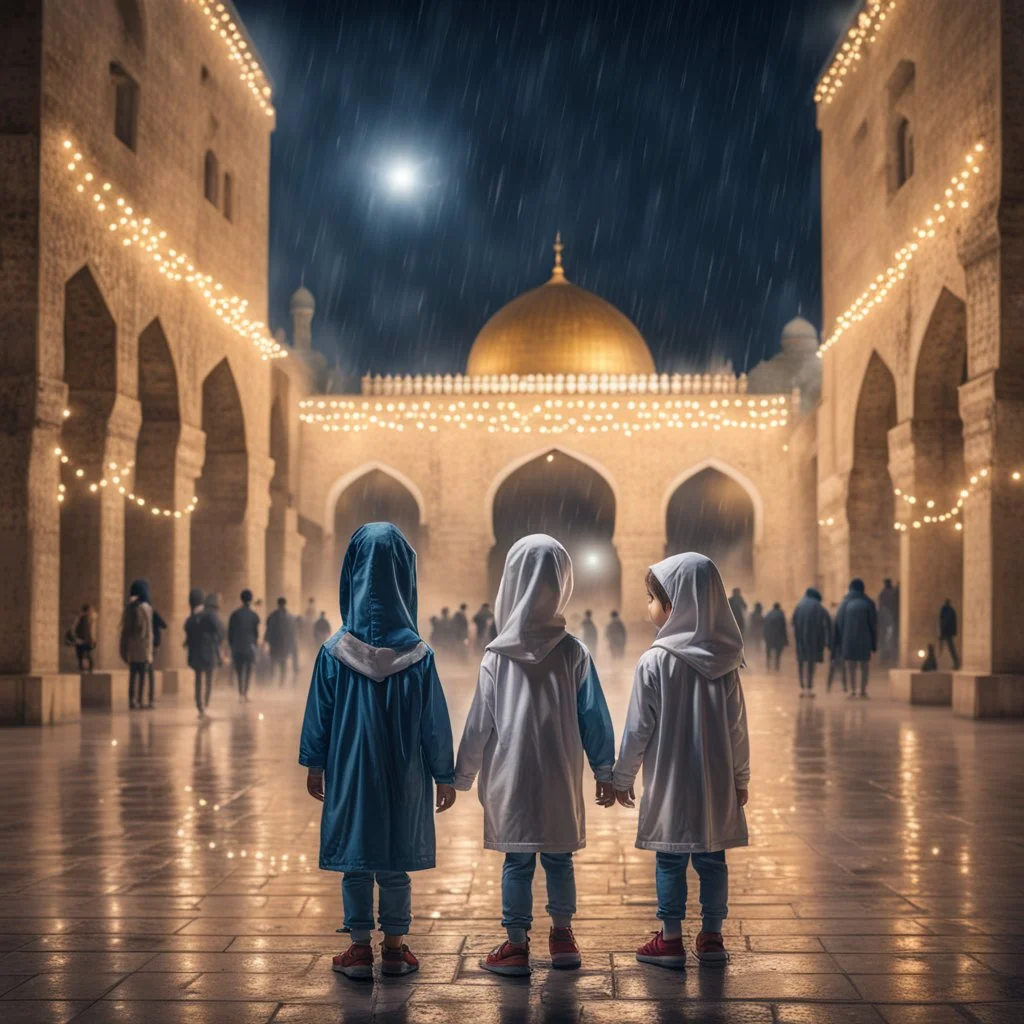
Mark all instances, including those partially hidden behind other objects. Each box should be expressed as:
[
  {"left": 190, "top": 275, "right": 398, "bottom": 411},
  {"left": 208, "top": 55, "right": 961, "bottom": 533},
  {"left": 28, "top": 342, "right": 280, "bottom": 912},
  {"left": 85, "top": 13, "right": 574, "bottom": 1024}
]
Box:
[
  {"left": 613, "top": 552, "right": 750, "bottom": 969},
  {"left": 455, "top": 534, "right": 616, "bottom": 976}
]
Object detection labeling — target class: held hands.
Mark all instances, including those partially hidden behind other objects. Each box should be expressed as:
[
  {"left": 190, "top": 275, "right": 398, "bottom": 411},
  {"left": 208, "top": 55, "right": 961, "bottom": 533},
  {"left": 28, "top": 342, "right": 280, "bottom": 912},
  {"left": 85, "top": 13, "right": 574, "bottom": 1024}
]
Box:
[
  {"left": 436, "top": 784, "right": 457, "bottom": 813},
  {"left": 737, "top": 788, "right": 749, "bottom": 808},
  {"left": 614, "top": 786, "right": 636, "bottom": 808},
  {"left": 306, "top": 771, "right": 325, "bottom": 802},
  {"left": 595, "top": 780, "right": 616, "bottom": 807}
]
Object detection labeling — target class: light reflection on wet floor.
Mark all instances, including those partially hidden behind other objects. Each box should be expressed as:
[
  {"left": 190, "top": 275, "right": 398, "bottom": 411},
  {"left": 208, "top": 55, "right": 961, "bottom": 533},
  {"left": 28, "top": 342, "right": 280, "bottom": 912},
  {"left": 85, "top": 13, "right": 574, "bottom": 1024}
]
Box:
[{"left": 1, "top": 654, "right": 1024, "bottom": 1023}]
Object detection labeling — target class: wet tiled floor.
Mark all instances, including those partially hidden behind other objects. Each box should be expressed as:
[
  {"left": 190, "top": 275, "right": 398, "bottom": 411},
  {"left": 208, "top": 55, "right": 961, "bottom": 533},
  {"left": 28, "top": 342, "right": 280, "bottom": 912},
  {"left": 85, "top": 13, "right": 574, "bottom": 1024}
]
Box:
[{"left": 2, "top": 655, "right": 1024, "bottom": 1023}]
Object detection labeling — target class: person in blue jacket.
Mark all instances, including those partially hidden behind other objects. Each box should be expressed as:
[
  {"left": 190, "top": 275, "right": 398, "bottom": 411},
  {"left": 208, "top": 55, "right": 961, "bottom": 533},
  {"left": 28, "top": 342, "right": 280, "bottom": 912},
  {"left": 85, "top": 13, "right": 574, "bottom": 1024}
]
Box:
[{"left": 299, "top": 522, "right": 456, "bottom": 981}]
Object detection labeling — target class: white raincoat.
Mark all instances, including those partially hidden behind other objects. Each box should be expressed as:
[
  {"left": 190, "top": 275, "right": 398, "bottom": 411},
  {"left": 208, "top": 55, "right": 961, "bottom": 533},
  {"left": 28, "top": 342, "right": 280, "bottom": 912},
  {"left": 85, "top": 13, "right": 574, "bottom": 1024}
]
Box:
[
  {"left": 454, "top": 535, "right": 615, "bottom": 853},
  {"left": 613, "top": 552, "right": 751, "bottom": 853}
]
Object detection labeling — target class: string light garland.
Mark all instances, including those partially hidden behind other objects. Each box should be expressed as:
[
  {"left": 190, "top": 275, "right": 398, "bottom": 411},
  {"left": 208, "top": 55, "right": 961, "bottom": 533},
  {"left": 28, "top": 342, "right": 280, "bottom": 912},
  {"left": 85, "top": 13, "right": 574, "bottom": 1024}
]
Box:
[
  {"left": 818, "top": 144, "right": 985, "bottom": 358},
  {"left": 186, "top": 1, "right": 275, "bottom": 118},
  {"left": 298, "top": 395, "right": 790, "bottom": 437},
  {"left": 61, "top": 140, "right": 286, "bottom": 361},
  {"left": 53, "top": 410, "right": 198, "bottom": 516},
  {"left": 816, "top": 2, "right": 897, "bottom": 106},
  {"left": 817, "top": 466, "right": 1023, "bottom": 532}
]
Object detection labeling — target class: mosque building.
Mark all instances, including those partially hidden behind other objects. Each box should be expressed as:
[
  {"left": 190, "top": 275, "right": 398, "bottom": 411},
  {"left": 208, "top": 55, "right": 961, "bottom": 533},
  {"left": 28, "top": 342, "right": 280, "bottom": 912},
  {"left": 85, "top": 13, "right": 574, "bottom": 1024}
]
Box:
[{"left": 3, "top": 0, "right": 1023, "bottom": 724}]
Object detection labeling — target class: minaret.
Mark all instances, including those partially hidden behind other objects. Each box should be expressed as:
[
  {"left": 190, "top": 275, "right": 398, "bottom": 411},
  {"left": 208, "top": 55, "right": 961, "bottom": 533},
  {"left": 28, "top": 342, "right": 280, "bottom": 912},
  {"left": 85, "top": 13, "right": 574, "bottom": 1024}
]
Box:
[
  {"left": 550, "top": 231, "right": 566, "bottom": 283},
  {"left": 290, "top": 284, "right": 315, "bottom": 352}
]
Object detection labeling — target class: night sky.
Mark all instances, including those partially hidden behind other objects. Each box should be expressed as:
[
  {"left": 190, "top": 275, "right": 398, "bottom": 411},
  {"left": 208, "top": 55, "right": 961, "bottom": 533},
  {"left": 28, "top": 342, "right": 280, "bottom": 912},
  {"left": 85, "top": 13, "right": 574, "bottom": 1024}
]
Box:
[{"left": 236, "top": 0, "right": 859, "bottom": 378}]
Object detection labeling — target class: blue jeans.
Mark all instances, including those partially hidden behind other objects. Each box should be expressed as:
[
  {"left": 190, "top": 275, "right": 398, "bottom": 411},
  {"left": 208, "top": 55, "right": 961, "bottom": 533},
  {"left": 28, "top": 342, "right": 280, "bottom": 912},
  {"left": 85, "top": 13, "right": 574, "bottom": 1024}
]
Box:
[
  {"left": 655, "top": 850, "right": 728, "bottom": 933},
  {"left": 501, "top": 852, "right": 576, "bottom": 933},
  {"left": 342, "top": 871, "right": 411, "bottom": 937}
]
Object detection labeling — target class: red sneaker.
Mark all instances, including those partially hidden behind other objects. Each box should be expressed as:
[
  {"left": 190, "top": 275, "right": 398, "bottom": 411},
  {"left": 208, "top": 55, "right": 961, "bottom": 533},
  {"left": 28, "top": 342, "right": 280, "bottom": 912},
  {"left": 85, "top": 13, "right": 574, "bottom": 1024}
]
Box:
[
  {"left": 380, "top": 941, "right": 419, "bottom": 976},
  {"left": 636, "top": 930, "right": 686, "bottom": 970},
  {"left": 332, "top": 942, "right": 373, "bottom": 979},
  {"left": 694, "top": 930, "right": 729, "bottom": 966},
  {"left": 481, "top": 939, "right": 531, "bottom": 976},
  {"left": 549, "top": 926, "right": 581, "bottom": 969}
]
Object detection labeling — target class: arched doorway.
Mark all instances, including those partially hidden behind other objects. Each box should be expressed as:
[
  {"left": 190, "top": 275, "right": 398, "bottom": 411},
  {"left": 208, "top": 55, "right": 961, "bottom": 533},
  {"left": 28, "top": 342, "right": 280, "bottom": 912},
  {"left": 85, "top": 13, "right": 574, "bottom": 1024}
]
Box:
[
  {"left": 905, "top": 289, "right": 967, "bottom": 666},
  {"left": 124, "top": 320, "right": 180, "bottom": 640},
  {"left": 489, "top": 449, "right": 620, "bottom": 617},
  {"left": 847, "top": 351, "right": 898, "bottom": 598},
  {"left": 59, "top": 267, "right": 118, "bottom": 669},
  {"left": 664, "top": 465, "right": 756, "bottom": 592},
  {"left": 190, "top": 358, "right": 249, "bottom": 607}
]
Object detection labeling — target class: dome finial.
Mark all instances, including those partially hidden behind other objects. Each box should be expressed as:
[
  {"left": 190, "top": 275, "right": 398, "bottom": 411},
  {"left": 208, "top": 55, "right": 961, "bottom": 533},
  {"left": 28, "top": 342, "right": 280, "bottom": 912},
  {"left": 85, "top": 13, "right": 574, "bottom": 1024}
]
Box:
[{"left": 551, "top": 231, "right": 566, "bottom": 282}]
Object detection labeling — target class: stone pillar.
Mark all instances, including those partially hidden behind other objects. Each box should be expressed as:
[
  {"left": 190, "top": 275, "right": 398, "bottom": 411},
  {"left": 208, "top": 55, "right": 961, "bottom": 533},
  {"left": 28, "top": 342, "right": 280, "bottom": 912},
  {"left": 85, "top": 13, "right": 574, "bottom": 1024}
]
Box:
[
  {"left": 0, "top": 374, "right": 69, "bottom": 676},
  {"left": 888, "top": 420, "right": 964, "bottom": 667},
  {"left": 265, "top": 502, "right": 305, "bottom": 609},
  {"left": 58, "top": 395, "right": 140, "bottom": 671},
  {"left": 958, "top": 372, "right": 1024, "bottom": 675},
  {"left": 615, "top": 533, "right": 665, "bottom": 638},
  {"left": 418, "top": 527, "right": 490, "bottom": 630}
]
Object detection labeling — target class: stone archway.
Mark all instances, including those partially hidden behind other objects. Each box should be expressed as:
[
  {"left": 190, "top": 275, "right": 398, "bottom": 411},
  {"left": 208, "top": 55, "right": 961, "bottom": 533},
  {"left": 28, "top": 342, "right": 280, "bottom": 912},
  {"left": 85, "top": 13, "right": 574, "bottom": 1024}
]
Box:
[
  {"left": 663, "top": 464, "right": 757, "bottom": 593},
  {"left": 847, "top": 351, "right": 898, "bottom": 598},
  {"left": 123, "top": 319, "right": 181, "bottom": 638},
  {"left": 898, "top": 288, "right": 967, "bottom": 666},
  {"left": 59, "top": 267, "right": 121, "bottom": 670},
  {"left": 190, "top": 358, "right": 249, "bottom": 607},
  {"left": 488, "top": 448, "right": 621, "bottom": 617}
]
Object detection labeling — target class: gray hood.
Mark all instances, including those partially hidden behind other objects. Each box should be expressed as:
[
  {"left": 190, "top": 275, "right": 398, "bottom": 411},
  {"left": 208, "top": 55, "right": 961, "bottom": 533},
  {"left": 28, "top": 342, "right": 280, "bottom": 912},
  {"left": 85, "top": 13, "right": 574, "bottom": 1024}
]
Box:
[{"left": 329, "top": 630, "right": 429, "bottom": 683}]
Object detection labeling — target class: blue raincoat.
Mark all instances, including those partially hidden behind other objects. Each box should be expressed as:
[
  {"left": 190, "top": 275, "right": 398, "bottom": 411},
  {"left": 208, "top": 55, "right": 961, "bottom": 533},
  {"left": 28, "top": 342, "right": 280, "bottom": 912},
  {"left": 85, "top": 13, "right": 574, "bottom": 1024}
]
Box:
[{"left": 298, "top": 523, "right": 455, "bottom": 873}]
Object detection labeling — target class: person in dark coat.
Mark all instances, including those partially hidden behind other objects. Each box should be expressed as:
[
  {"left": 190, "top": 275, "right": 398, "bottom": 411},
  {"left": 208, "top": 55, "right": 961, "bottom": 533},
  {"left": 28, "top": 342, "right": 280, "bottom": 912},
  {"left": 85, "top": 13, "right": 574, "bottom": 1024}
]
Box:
[
  {"left": 921, "top": 643, "right": 938, "bottom": 672},
  {"left": 747, "top": 602, "right": 765, "bottom": 658},
  {"left": 74, "top": 604, "right": 97, "bottom": 673},
  {"left": 265, "top": 597, "right": 298, "bottom": 687},
  {"left": 472, "top": 603, "right": 493, "bottom": 652},
  {"left": 147, "top": 595, "right": 168, "bottom": 709},
  {"left": 228, "top": 589, "right": 260, "bottom": 701},
  {"left": 313, "top": 611, "right": 333, "bottom": 648},
  {"left": 792, "top": 588, "right": 831, "bottom": 697},
  {"left": 184, "top": 589, "right": 224, "bottom": 716},
  {"left": 762, "top": 603, "right": 788, "bottom": 671},
  {"left": 877, "top": 579, "right": 899, "bottom": 666},
  {"left": 834, "top": 578, "right": 877, "bottom": 698},
  {"left": 728, "top": 588, "right": 748, "bottom": 635},
  {"left": 938, "top": 599, "right": 960, "bottom": 670},
  {"left": 436, "top": 608, "right": 453, "bottom": 654},
  {"left": 451, "top": 603, "right": 470, "bottom": 661},
  {"left": 605, "top": 610, "right": 627, "bottom": 660},
  {"left": 121, "top": 579, "right": 154, "bottom": 710},
  {"left": 580, "top": 609, "right": 598, "bottom": 652}
]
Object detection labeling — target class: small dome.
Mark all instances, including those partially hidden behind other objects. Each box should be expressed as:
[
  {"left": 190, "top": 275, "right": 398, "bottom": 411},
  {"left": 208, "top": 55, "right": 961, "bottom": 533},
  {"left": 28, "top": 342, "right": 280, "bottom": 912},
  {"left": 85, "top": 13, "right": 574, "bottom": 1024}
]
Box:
[
  {"left": 781, "top": 316, "right": 818, "bottom": 352},
  {"left": 465, "top": 235, "right": 656, "bottom": 377},
  {"left": 290, "top": 285, "right": 316, "bottom": 312}
]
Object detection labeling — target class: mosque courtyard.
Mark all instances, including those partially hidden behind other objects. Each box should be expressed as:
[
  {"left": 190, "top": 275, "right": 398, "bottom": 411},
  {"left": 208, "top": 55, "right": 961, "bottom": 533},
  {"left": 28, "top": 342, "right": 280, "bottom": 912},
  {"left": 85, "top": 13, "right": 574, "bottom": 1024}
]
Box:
[{"left": 0, "top": 657, "right": 1022, "bottom": 1024}]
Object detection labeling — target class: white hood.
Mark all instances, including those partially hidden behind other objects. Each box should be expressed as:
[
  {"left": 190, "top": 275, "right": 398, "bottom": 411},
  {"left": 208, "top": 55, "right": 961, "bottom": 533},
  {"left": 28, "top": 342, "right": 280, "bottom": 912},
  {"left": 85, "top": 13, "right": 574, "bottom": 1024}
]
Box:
[
  {"left": 487, "top": 534, "right": 573, "bottom": 664},
  {"left": 650, "top": 552, "right": 745, "bottom": 680},
  {"left": 329, "top": 631, "right": 429, "bottom": 683}
]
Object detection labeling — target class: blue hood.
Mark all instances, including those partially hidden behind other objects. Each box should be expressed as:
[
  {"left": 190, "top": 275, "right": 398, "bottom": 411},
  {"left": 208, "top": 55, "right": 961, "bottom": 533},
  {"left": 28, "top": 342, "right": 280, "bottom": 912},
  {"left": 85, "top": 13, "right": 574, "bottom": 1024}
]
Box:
[{"left": 339, "top": 523, "right": 421, "bottom": 651}]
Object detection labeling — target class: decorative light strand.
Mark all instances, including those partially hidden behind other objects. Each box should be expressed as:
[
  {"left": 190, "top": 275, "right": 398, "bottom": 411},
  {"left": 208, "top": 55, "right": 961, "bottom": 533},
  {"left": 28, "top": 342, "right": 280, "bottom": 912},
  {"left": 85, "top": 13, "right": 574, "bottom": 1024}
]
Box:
[
  {"left": 61, "top": 140, "right": 286, "bottom": 361},
  {"left": 53, "top": 436, "right": 198, "bottom": 519},
  {"left": 298, "top": 395, "right": 790, "bottom": 437},
  {"left": 816, "top": 2, "right": 897, "bottom": 106},
  {"left": 817, "top": 465, "right": 1023, "bottom": 532},
  {"left": 818, "top": 144, "right": 985, "bottom": 358},
  {"left": 892, "top": 467, "right": 1023, "bottom": 532},
  {"left": 186, "top": 1, "right": 275, "bottom": 118}
]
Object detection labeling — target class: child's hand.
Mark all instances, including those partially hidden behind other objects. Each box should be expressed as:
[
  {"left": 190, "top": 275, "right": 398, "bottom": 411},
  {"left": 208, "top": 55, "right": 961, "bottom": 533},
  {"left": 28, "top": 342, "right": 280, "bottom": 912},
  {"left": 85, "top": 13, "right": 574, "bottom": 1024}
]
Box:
[
  {"left": 595, "top": 781, "right": 615, "bottom": 807},
  {"left": 614, "top": 786, "right": 636, "bottom": 808},
  {"left": 736, "top": 788, "right": 749, "bottom": 807},
  {"left": 306, "top": 771, "right": 325, "bottom": 802},
  {"left": 436, "top": 784, "right": 456, "bottom": 813}
]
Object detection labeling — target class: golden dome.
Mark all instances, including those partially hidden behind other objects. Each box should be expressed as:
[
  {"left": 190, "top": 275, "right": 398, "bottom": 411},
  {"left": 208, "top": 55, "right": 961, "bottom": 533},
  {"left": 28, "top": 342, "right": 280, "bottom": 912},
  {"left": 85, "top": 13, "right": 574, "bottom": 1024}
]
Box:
[{"left": 465, "top": 235, "right": 656, "bottom": 377}]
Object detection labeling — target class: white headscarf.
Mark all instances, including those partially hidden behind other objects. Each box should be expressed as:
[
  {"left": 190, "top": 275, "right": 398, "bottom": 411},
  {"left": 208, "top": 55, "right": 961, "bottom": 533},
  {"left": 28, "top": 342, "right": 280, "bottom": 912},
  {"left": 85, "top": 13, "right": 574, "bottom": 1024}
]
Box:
[
  {"left": 487, "top": 534, "right": 573, "bottom": 664},
  {"left": 649, "top": 552, "right": 745, "bottom": 680}
]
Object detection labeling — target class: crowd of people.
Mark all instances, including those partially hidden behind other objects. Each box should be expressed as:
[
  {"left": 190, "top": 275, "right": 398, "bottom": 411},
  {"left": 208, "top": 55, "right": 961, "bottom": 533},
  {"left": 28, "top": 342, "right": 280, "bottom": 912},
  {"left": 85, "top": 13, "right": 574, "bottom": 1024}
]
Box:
[{"left": 728, "top": 579, "right": 961, "bottom": 698}]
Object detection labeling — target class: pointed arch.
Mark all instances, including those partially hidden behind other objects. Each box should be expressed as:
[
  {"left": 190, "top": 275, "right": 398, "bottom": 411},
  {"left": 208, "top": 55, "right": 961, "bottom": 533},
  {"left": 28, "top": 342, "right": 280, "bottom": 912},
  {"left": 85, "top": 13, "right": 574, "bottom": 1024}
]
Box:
[
  {"left": 911, "top": 286, "right": 967, "bottom": 422},
  {"left": 323, "top": 462, "right": 427, "bottom": 531},
  {"left": 660, "top": 457, "right": 765, "bottom": 546},
  {"left": 484, "top": 446, "right": 620, "bottom": 546}
]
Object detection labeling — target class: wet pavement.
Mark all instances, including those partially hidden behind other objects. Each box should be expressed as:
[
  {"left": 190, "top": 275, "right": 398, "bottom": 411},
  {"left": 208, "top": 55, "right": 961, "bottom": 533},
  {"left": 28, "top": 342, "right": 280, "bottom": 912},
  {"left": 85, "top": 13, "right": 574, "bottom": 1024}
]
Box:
[{"left": 1, "top": 653, "right": 1024, "bottom": 1023}]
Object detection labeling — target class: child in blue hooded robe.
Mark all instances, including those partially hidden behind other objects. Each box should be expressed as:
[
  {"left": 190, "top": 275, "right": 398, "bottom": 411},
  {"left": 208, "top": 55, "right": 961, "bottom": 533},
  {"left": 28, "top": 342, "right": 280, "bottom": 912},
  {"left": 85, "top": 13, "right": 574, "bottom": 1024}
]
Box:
[{"left": 299, "top": 523, "right": 456, "bottom": 979}]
